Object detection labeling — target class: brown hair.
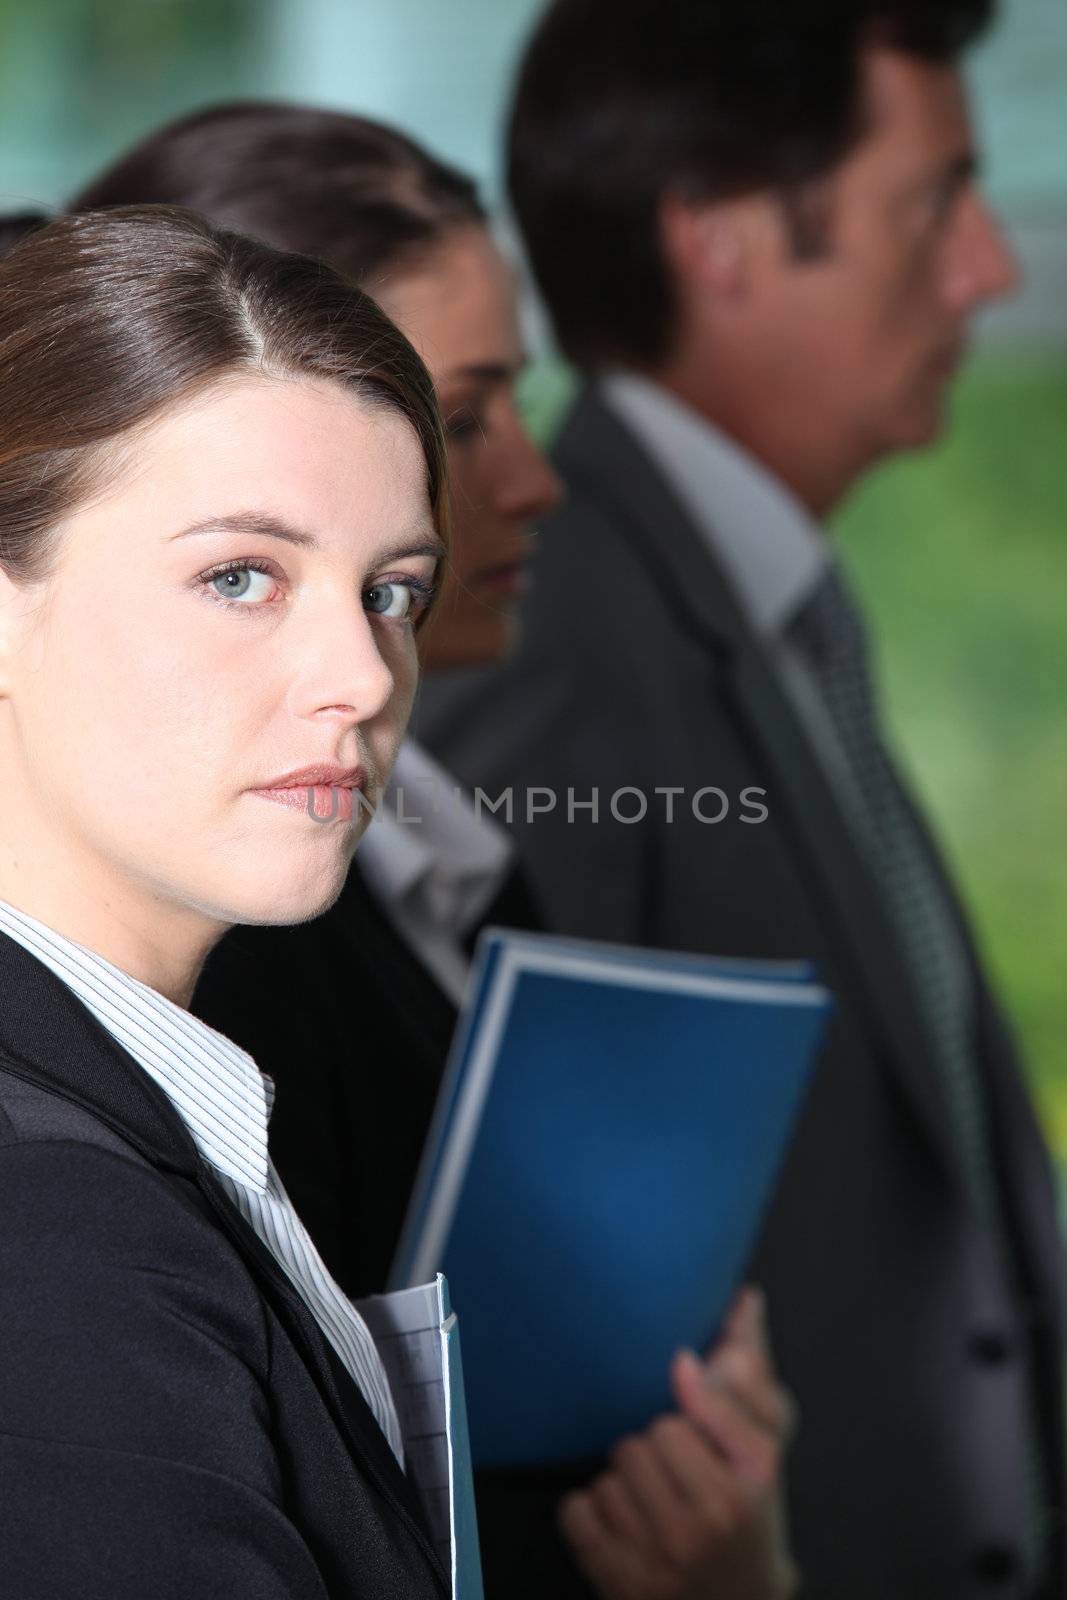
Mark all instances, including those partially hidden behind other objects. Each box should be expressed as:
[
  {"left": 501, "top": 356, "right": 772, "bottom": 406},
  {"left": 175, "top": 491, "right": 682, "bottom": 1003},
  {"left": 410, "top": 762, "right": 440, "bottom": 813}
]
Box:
[
  {"left": 73, "top": 102, "right": 486, "bottom": 294},
  {"left": 0, "top": 204, "right": 448, "bottom": 584}
]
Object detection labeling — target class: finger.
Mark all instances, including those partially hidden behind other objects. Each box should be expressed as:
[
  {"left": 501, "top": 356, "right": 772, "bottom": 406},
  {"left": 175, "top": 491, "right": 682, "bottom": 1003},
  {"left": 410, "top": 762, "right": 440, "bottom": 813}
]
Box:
[
  {"left": 671, "top": 1354, "right": 783, "bottom": 1486},
  {"left": 721, "top": 1284, "right": 769, "bottom": 1354},
  {"left": 645, "top": 1412, "right": 739, "bottom": 1529},
  {"left": 611, "top": 1429, "right": 707, "bottom": 1568},
  {"left": 678, "top": 1331, "right": 791, "bottom": 1440},
  {"left": 676, "top": 1355, "right": 780, "bottom": 1467},
  {"left": 715, "top": 1289, "right": 799, "bottom": 1442},
  {"left": 590, "top": 1468, "right": 656, "bottom": 1552},
  {"left": 705, "top": 1348, "right": 793, "bottom": 1437},
  {"left": 696, "top": 1290, "right": 776, "bottom": 1405},
  {"left": 558, "top": 1488, "right": 651, "bottom": 1600}
]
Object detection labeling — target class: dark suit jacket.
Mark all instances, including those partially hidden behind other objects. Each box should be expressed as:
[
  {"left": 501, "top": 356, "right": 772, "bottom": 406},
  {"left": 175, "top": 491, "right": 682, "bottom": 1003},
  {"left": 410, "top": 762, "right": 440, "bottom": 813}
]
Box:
[
  {"left": 414, "top": 387, "right": 1067, "bottom": 1599},
  {"left": 0, "top": 928, "right": 448, "bottom": 1600}
]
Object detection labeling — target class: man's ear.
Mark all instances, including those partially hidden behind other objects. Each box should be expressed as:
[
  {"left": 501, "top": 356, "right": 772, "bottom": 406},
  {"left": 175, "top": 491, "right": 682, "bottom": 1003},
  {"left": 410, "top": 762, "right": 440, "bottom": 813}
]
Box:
[{"left": 659, "top": 195, "right": 749, "bottom": 298}]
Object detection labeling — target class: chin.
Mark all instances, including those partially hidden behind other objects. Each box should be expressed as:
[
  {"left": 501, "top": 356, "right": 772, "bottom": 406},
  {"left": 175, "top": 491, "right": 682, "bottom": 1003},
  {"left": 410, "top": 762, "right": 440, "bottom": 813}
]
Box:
[
  {"left": 874, "top": 400, "right": 947, "bottom": 459},
  {"left": 205, "top": 843, "right": 359, "bottom": 930},
  {"left": 901, "top": 374, "right": 955, "bottom": 447}
]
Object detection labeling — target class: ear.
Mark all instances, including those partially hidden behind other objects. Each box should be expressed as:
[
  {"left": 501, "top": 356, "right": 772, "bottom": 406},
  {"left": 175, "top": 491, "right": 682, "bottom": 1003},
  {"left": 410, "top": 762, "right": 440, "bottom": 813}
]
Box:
[
  {"left": 0, "top": 563, "right": 29, "bottom": 699},
  {"left": 659, "top": 194, "right": 749, "bottom": 298}
]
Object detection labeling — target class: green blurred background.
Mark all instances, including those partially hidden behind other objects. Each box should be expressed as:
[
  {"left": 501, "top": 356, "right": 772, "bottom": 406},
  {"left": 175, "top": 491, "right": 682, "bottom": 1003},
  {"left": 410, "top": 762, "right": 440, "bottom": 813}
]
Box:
[{"left": 2, "top": 0, "right": 1064, "bottom": 1179}]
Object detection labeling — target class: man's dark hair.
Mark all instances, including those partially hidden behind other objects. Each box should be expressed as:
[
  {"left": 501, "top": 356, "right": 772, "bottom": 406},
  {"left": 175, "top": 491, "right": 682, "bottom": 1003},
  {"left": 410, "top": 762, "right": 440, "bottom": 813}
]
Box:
[{"left": 508, "top": 0, "right": 994, "bottom": 370}]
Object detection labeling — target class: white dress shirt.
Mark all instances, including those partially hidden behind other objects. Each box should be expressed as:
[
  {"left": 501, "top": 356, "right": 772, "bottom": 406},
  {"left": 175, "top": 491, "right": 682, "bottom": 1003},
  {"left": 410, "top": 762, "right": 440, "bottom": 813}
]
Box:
[
  {"left": 358, "top": 738, "right": 514, "bottom": 1006},
  {"left": 0, "top": 895, "right": 404, "bottom": 1464}
]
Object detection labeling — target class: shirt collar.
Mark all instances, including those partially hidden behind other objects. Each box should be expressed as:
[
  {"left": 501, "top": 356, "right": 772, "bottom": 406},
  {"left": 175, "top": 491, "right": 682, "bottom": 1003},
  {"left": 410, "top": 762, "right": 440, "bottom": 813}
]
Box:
[
  {"left": 600, "top": 371, "right": 828, "bottom": 635},
  {"left": 358, "top": 738, "right": 513, "bottom": 937},
  {"left": 0, "top": 897, "right": 270, "bottom": 1194}
]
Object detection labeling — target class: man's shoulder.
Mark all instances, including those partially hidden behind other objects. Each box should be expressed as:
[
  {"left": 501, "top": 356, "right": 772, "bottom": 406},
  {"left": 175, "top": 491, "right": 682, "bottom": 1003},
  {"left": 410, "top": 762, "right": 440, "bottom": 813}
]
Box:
[
  {"left": 541, "top": 385, "right": 751, "bottom": 653},
  {"left": 526, "top": 405, "right": 704, "bottom": 650},
  {"left": 547, "top": 386, "right": 669, "bottom": 534}
]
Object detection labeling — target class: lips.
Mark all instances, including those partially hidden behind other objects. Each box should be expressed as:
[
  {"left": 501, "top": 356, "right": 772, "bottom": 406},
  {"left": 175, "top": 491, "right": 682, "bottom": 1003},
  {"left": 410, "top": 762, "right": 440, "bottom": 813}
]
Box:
[
  {"left": 249, "top": 763, "right": 367, "bottom": 823},
  {"left": 468, "top": 556, "right": 531, "bottom": 599}
]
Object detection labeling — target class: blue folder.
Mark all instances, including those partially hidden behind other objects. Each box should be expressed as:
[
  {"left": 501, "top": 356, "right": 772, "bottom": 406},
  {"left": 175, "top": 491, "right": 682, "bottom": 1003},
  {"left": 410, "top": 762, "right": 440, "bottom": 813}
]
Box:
[{"left": 391, "top": 928, "right": 831, "bottom": 1467}]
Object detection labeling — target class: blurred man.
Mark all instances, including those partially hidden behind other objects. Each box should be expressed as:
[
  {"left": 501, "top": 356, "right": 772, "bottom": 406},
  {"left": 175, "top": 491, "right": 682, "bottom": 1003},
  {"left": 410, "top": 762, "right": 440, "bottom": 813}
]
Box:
[{"left": 418, "top": 1, "right": 1066, "bottom": 1594}]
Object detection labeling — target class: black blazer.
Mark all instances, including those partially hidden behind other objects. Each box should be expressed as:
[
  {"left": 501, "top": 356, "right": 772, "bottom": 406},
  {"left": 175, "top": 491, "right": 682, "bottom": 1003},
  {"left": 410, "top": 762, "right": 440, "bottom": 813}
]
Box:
[
  {"left": 415, "top": 387, "right": 1067, "bottom": 1598},
  {"left": 194, "top": 849, "right": 559, "bottom": 1599},
  {"left": 0, "top": 928, "right": 448, "bottom": 1600},
  {"left": 193, "top": 850, "right": 542, "bottom": 1303},
  {"left": 193, "top": 861, "right": 459, "bottom": 1299}
]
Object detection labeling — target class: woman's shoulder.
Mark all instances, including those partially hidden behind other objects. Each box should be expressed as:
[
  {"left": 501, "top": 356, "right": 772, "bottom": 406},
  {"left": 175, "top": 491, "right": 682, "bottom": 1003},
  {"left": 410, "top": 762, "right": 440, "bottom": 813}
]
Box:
[
  {"left": 0, "top": 1058, "right": 151, "bottom": 1156},
  {"left": 0, "top": 1061, "right": 266, "bottom": 1336}
]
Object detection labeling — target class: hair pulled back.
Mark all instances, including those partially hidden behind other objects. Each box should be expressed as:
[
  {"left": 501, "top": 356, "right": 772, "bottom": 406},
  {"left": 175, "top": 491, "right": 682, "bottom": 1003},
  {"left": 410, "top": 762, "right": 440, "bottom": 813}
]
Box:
[
  {"left": 0, "top": 204, "right": 447, "bottom": 583},
  {"left": 74, "top": 102, "right": 486, "bottom": 292}
]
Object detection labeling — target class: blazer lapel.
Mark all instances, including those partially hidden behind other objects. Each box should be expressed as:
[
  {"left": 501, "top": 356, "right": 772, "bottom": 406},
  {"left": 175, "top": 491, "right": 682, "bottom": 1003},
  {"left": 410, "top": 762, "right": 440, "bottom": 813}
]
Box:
[
  {"left": 191, "top": 1162, "right": 448, "bottom": 1584},
  {"left": 559, "top": 387, "right": 965, "bottom": 1179},
  {"left": 0, "top": 930, "right": 448, "bottom": 1594}
]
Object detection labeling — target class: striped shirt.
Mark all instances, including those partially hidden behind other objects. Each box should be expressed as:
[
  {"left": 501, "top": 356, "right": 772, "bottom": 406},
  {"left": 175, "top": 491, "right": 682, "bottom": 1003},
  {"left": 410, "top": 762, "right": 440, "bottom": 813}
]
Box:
[{"left": 0, "top": 898, "right": 404, "bottom": 1465}]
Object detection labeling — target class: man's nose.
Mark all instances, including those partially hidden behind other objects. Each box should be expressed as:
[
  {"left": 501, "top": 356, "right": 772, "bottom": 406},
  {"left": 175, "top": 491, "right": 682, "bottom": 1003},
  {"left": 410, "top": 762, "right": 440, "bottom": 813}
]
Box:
[{"left": 945, "top": 190, "right": 1020, "bottom": 313}]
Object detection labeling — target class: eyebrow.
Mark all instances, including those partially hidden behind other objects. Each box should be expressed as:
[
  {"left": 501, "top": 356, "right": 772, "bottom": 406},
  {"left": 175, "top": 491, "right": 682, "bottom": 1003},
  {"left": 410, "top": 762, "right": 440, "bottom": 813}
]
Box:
[
  {"left": 169, "top": 510, "right": 445, "bottom": 565},
  {"left": 912, "top": 149, "right": 980, "bottom": 201},
  {"left": 441, "top": 359, "right": 527, "bottom": 387}
]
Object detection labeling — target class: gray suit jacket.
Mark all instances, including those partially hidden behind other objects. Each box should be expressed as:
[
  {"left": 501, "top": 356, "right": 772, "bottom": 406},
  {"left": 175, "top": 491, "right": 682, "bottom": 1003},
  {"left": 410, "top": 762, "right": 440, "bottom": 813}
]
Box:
[{"left": 416, "top": 386, "right": 1066, "bottom": 1599}]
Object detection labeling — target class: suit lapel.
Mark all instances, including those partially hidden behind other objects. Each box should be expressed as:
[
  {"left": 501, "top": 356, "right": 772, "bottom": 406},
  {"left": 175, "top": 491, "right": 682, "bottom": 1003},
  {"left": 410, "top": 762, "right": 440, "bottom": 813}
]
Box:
[
  {"left": 558, "top": 388, "right": 966, "bottom": 1178},
  {"left": 0, "top": 930, "right": 448, "bottom": 1593}
]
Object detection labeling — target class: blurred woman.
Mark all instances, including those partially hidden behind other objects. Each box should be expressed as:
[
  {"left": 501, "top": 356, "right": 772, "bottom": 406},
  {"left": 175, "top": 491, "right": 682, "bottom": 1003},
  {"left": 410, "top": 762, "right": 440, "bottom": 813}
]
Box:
[
  {"left": 0, "top": 205, "right": 449, "bottom": 1598},
  {"left": 72, "top": 107, "right": 798, "bottom": 1600}
]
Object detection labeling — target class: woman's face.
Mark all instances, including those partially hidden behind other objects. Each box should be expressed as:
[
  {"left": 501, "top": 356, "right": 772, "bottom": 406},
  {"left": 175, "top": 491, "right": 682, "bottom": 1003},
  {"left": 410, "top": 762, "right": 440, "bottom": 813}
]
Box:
[
  {"left": 374, "top": 224, "right": 562, "bottom": 671},
  {"left": 0, "top": 376, "right": 442, "bottom": 977}
]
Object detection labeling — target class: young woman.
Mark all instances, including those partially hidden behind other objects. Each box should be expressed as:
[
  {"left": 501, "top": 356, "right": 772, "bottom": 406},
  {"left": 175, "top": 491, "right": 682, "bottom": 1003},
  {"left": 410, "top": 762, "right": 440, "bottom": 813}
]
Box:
[
  {"left": 70, "top": 108, "right": 798, "bottom": 1600},
  {"left": 0, "top": 205, "right": 449, "bottom": 1597}
]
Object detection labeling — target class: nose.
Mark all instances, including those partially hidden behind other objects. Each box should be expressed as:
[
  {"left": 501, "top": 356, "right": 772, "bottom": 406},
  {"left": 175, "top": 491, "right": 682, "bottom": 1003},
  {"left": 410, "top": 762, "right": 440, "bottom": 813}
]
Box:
[
  {"left": 494, "top": 407, "right": 565, "bottom": 523},
  {"left": 287, "top": 592, "right": 398, "bottom": 730},
  {"left": 944, "top": 189, "right": 1020, "bottom": 313}
]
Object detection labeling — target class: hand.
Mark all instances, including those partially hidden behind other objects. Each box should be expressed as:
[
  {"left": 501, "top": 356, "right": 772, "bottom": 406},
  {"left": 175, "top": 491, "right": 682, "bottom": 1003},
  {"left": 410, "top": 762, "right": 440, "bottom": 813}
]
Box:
[{"left": 558, "top": 1287, "right": 798, "bottom": 1600}]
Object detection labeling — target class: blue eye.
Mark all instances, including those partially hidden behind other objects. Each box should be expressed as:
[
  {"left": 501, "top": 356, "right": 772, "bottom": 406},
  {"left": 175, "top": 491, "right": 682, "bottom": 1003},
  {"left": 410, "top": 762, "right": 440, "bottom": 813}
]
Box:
[
  {"left": 207, "top": 565, "right": 276, "bottom": 604},
  {"left": 364, "top": 581, "right": 415, "bottom": 619}
]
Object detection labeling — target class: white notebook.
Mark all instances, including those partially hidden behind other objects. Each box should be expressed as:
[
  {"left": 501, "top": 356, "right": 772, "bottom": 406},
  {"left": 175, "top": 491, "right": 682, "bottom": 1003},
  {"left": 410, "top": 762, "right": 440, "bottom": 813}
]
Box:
[{"left": 354, "top": 1275, "right": 483, "bottom": 1600}]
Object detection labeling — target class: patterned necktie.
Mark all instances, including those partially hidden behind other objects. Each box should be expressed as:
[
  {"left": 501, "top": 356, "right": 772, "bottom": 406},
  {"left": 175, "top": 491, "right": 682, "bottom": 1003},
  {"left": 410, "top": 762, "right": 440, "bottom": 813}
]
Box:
[
  {"left": 787, "top": 564, "right": 1049, "bottom": 1583},
  {"left": 787, "top": 563, "right": 1000, "bottom": 1220}
]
